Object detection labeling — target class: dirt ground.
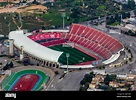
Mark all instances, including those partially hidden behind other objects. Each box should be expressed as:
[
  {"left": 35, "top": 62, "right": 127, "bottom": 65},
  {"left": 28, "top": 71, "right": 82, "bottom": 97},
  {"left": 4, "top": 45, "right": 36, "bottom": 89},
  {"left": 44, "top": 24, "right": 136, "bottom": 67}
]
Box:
[{"left": 0, "top": 5, "right": 47, "bottom": 13}]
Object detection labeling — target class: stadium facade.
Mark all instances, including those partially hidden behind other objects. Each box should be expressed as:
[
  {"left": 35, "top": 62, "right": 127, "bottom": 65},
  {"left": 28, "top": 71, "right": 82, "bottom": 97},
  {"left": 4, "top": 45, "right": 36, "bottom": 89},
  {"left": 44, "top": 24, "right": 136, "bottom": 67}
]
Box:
[{"left": 8, "top": 24, "right": 124, "bottom": 69}]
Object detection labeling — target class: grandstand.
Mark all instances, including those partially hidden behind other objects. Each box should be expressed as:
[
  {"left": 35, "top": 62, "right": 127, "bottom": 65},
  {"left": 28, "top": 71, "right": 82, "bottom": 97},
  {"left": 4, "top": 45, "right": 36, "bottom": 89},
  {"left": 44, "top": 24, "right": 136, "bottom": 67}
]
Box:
[{"left": 8, "top": 24, "right": 124, "bottom": 69}]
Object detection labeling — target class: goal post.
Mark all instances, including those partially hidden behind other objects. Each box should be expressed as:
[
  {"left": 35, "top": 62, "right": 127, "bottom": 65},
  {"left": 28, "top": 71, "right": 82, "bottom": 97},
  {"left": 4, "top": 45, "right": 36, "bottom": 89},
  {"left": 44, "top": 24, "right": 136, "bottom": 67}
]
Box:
[{"left": 62, "top": 43, "right": 74, "bottom": 48}]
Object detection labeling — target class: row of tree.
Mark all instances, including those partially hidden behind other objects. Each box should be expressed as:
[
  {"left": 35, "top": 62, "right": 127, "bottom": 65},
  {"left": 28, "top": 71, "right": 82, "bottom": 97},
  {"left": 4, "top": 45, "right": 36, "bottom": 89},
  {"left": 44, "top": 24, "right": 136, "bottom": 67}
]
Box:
[
  {"left": 106, "top": 12, "right": 130, "bottom": 25},
  {"left": 2, "top": 62, "right": 13, "bottom": 70},
  {"left": 79, "top": 72, "right": 117, "bottom": 91},
  {"left": 121, "top": 30, "right": 136, "bottom": 36},
  {"left": 79, "top": 71, "right": 95, "bottom": 91}
]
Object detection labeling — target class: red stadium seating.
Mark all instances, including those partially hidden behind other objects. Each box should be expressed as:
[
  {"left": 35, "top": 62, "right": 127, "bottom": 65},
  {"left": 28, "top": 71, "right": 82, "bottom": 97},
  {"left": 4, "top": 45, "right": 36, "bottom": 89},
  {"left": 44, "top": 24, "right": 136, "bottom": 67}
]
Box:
[
  {"left": 76, "top": 25, "right": 86, "bottom": 35},
  {"left": 29, "top": 32, "right": 62, "bottom": 41},
  {"left": 40, "top": 39, "right": 66, "bottom": 47},
  {"left": 81, "top": 27, "right": 90, "bottom": 37},
  {"left": 66, "top": 24, "right": 124, "bottom": 60},
  {"left": 69, "top": 24, "right": 80, "bottom": 34},
  {"left": 50, "top": 32, "right": 56, "bottom": 38},
  {"left": 28, "top": 24, "right": 123, "bottom": 61},
  {"left": 55, "top": 32, "right": 61, "bottom": 38}
]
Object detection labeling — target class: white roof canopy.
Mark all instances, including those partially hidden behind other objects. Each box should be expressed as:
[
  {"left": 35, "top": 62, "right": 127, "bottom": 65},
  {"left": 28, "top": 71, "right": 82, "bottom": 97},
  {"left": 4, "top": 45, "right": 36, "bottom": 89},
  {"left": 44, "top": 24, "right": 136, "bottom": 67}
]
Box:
[{"left": 9, "top": 30, "right": 63, "bottom": 62}]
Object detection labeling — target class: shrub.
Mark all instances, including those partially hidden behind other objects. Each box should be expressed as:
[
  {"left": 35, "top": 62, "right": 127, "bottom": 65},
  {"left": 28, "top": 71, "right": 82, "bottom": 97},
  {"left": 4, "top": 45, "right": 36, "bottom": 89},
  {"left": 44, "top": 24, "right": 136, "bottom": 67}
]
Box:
[{"left": 54, "top": 71, "right": 59, "bottom": 75}]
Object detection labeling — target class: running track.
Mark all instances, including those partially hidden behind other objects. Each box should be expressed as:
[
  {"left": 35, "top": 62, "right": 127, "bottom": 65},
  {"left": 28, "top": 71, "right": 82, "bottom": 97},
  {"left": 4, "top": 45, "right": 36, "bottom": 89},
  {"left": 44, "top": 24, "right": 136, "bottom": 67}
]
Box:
[{"left": 11, "top": 74, "right": 39, "bottom": 91}]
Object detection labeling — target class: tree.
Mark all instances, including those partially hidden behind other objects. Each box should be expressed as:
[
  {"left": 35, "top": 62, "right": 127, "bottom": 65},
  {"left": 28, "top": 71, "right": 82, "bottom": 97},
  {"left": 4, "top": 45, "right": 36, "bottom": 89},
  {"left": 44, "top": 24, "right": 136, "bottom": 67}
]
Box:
[
  {"left": 32, "top": 0, "right": 40, "bottom": 5},
  {"left": 70, "top": 7, "right": 81, "bottom": 19},
  {"left": 128, "top": 49, "right": 131, "bottom": 53},
  {"left": 134, "top": 9, "right": 136, "bottom": 16},
  {"left": 33, "top": 0, "right": 36, "bottom": 3},
  {"left": 128, "top": 0, "right": 135, "bottom": 9},
  {"left": 2, "top": 63, "right": 9, "bottom": 70},
  {"left": 106, "top": 16, "right": 115, "bottom": 25},
  {"left": 54, "top": 71, "right": 59, "bottom": 75},
  {"left": 104, "top": 74, "right": 110, "bottom": 85},
  {"left": 121, "top": 12, "right": 130, "bottom": 19},
  {"left": 114, "top": 13, "right": 120, "bottom": 22},
  {"left": 84, "top": 82, "right": 90, "bottom": 89},
  {"left": 79, "top": 86, "right": 87, "bottom": 91},
  {"left": 109, "top": 74, "right": 117, "bottom": 81},
  {"left": 90, "top": 71, "right": 94, "bottom": 75},
  {"left": 84, "top": 74, "right": 93, "bottom": 83},
  {"left": 80, "top": 78, "right": 87, "bottom": 85},
  {"left": 20, "top": 0, "right": 27, "bottom": 3},
  {"left": 84, "top": 74, "right": 90, "bottom": 79},
  {"left": 9, "top": 61, "right": 13, "bottom": 68},
  {"left": 126, "top": 12, "right": 131, "bottom": 18}
]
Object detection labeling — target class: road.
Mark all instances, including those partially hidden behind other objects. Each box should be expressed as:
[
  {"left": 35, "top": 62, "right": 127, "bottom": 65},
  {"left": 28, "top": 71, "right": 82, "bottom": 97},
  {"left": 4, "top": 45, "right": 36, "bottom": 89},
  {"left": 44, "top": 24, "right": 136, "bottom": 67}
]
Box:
[{"left": 46, "top": 69, "right": 90, "bottom": 91}]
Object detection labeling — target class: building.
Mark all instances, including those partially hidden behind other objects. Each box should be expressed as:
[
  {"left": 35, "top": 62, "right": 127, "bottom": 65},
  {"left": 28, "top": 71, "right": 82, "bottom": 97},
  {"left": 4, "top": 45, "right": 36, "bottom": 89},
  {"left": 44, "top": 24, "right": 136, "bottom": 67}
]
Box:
[
  {"left": 0, "top": 0, "right": 14, "bottom": 2},
  {"left": 127, "top": 74, "right": 136, "bottom": 80},
  {"left": 117, "top": 74, "right": 127, "bottom": 79},
  {"left": 8, "top": 23, "right": 124, "bottom": 69},
  {"left": 125, "top": 24, "right": 136, "bottom": 32},
  {"left": 109, "top": 81, "right": 119, "bottom": 88},
  {"left": 89, "top": 83, "right": 97, "bottom": 89},
  {"left": 114, "top": 0, "right": 128, "bottom": 4},
  {"left": 134, "top": 77, "right": 136, "bottom": 90}
]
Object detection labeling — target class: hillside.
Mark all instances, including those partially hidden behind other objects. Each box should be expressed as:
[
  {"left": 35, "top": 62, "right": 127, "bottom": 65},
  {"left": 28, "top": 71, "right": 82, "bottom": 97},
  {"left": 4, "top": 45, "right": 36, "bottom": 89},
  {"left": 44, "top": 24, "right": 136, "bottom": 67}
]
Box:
[{"left": 0, "top": 0, "right": 132, "bottom": 35}]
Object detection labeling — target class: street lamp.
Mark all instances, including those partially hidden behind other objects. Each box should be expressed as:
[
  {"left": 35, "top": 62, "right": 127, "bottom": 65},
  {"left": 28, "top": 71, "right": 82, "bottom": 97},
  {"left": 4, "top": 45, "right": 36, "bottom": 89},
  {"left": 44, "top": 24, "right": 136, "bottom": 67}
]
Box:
[
  {"left": 83, "top": 57, "right": 85, "bottom": 61},
  {"left": 130, "top": 43, "right": 132, "bottom": 47},
  {"left": 4, "top": 16, "right": 6, "bottom": 20},
  {"left": 66, "top": 53, "right": 70, "bottom": 73},
  {"left": 61, "top": 12, "right": 66, "bottom": 29},
  {"left": 1, "top": 59, "right": 7, "bottom": 72},
  {"left": 8, "top": 22, "right": 11, "bottom": 33},
  {"left": 7, "top": 0, "right": 9, "bottom": 13},
  {"left": 118, "top": 13, "right": 123, "bottom": 26},
  {"left": 19, "top": 13, "right": 22, "bottom": 30},
  {"left": 4, "top": 59, "right": 7, "bottom": 62}
]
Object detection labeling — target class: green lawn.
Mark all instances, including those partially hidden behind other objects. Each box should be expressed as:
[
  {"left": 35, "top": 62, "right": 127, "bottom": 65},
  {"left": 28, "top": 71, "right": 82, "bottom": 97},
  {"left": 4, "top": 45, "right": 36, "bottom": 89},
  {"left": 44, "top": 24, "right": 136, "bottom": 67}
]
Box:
[{"left": 49, "top": 44, "right": 96, "bottom": 65}]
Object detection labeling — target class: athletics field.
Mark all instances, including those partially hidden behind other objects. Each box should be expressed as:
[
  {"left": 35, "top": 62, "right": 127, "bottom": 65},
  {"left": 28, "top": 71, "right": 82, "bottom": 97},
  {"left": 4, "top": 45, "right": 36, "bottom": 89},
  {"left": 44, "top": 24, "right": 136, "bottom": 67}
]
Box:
[{"left": 2, "top": 69, "right": 49, "bottom": 91}]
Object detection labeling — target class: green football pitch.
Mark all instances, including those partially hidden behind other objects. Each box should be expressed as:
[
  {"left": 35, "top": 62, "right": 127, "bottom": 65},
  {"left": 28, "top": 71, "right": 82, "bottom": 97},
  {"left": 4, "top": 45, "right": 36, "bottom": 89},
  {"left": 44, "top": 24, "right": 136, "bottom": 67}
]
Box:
[{"left": 49, "top": 44, "right": 96, "bottom": 65}]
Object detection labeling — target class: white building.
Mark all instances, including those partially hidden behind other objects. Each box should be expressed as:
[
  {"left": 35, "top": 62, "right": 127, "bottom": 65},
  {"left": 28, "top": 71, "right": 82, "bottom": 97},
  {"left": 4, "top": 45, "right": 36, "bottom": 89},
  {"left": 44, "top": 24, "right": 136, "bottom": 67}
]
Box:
[
  {"left": 125, "top": 24, "right": 136, "bottom": 31},
  {"left": 117, "top": 73, "right": 127, "bottom": 79}
]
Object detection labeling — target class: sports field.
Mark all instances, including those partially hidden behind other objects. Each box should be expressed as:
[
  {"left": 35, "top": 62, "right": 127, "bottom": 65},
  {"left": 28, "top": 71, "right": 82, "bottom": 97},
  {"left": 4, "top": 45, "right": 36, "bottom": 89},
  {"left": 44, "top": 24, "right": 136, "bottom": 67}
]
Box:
[
  {"left": 49, "top": 44, "right": 96, "bottom": 65},
  {"left": 11, "top": 74, "right": 40, "bottom": 91},
  {"left": 2, "top": 69, "right": 49, "bottom": 91}
]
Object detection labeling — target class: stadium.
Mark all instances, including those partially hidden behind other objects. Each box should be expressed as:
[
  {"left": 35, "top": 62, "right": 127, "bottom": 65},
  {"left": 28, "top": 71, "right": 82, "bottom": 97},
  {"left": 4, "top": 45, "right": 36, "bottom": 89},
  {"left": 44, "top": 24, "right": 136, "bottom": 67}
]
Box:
[{"left": 8, "top": 23, "right": 124, "bottom": 69}]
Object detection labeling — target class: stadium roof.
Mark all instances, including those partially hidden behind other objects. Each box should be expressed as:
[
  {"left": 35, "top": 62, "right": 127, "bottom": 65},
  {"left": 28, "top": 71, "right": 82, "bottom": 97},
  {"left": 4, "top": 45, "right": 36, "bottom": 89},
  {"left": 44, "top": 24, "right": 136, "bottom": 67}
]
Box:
[{"left": 8, "top": 30, "right": 63, "bottom": 63}]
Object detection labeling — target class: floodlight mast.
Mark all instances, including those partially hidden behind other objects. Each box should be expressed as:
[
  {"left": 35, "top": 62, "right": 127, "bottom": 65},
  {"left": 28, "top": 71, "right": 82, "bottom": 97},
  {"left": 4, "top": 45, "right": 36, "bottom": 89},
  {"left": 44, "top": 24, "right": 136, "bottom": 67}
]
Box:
[
  {"left": 62, "top": 12, "right": 66, "bottom": 29},
  {"left": 66, "top": 53, "right": 70, "bottom": 73}
]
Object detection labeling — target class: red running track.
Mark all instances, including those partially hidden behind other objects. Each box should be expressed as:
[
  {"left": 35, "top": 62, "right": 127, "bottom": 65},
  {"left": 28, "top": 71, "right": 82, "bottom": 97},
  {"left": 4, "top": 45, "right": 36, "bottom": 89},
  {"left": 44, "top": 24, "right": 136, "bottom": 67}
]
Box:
[{"left": 11, "top": 74, "right": 40, "bottom": 91}]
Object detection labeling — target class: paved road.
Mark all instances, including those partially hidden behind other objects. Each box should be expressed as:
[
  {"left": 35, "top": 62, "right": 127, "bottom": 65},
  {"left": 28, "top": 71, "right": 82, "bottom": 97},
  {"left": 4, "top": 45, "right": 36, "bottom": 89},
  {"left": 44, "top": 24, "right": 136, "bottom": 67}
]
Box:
[{"left": 46, "top": 69, "right": 90, "bottom": 91}]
